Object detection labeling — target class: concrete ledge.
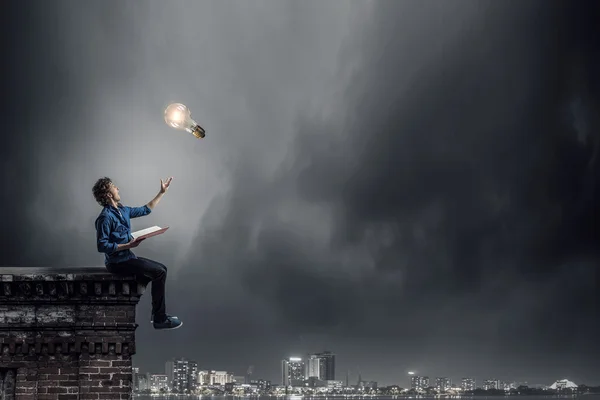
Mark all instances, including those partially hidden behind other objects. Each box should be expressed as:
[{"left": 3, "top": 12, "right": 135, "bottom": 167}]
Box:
[
  {"left": 0, "top": 266, "right": 134, "bottom": 281},
  {"left": 0, "top": 266, "right": 146, "bottom": 302}
]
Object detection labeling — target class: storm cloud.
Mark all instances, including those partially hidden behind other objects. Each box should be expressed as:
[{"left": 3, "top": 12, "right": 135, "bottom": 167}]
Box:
[{"left": 2, "top": 0, "right": 599, "bottom": 386}]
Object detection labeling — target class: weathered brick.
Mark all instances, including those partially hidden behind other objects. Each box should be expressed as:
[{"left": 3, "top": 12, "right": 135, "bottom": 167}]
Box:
[
  {"left": 0, "top": 267, "right": 145, "bottom": 400},
  {"left": 38, "top": 381, "right": 60, "bottom": 387},
  {"left": 101, "top": 394, "right": 124, "bottom": 400},
  {"left": 79, "top": 373, "right": 112, "bottom": 380},
  {"left": 16, "top": 387, "right": 37, "bottom": 394},
  {"left": 16, "top": 380, "right": 37, "bottom": 388},
  {"left": 88, "top": 360, "right": 111, "bottom": 367},
  {"left": 58, "top": 394, "right": 79, "bottom": 400},
  {"left": 110, "top": 361, "right": 130, "bottom": 367},
  {"left": 79, "top": 379, "right": 103, "bottom": 387},
  {"left": 98, "top": 367, "right": 121, "bottom": 373},
  {"left": 59, "top": 367, "right": 79, "bottom": 374},
  {"left": 38, "top": 395, "right": 59, "bottom": 400},
  {"left": 58, "top": 380, "right": 79, "bottom": 387},
  {"left": 47, "top": 387, "right": 69, "bottom": 393},
  {"left": 90, "top": 387, "right": 112, "bottom": 393},
  {"left": 80, "top": 367, "right": 100, "bottom": 373},
  {"left": 109, "top": 387, "right": 131, "bottom": 393},
  {"left": 80, "top": 394, "right": 100, "bottom": 400},
  {"left": 38, "top": 367, "right": 61, "bottom": 374}
]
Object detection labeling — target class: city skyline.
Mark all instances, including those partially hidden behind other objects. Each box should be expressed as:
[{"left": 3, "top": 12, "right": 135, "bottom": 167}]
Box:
[
  {"left": 135, "top": 354, "right": 593, "bottom": 388},
  {"left": 2, "top": 0, "right": 599, "bottom": 388},
  {"left": 135, "top": 356, "right": 595, "bottom": 393}
]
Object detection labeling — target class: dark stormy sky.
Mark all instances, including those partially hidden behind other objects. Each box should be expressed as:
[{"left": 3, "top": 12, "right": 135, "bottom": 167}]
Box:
[{"left": 2, "top": 0, "right": 599, "bottom": 387}]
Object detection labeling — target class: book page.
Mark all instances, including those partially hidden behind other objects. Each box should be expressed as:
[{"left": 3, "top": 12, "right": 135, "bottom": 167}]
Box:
[{"left": 132, "top": 226, "right": 162, "bottom": 239}]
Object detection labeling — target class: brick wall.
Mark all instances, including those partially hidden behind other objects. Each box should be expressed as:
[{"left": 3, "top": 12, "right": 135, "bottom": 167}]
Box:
[{"left": 0, "top": 267, "right": 147, "bottom": 400}]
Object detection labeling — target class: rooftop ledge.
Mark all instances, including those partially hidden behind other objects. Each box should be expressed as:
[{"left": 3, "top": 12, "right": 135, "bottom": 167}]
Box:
[
  {"left": 0, "top": 266, "right": 132, "bottom": 280},
  {"left": 0, "top": 266, "right": 147, "bottom": 303}
]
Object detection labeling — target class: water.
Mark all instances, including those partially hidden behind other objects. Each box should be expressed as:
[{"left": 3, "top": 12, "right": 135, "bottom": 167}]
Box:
[{"left": 134, "top": 396, "right": 600, "bottom": 400}]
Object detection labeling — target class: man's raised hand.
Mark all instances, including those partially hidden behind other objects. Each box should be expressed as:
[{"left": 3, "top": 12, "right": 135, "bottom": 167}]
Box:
[{"left": 160, "top": 177, "right": 173, "bottom": 194}]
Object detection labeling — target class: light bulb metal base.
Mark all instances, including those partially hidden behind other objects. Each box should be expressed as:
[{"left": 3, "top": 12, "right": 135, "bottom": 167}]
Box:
[{"left": 187, "top": 124, "right": 206, "bottom": 139}]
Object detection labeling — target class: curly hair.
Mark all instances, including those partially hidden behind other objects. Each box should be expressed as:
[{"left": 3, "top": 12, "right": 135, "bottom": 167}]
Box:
[{"left": 92, "top": 177, "right": 113, "bottom": 207}]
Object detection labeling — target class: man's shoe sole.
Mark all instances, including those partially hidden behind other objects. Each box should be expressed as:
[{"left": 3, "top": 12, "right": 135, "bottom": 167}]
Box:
[
  {"left": 153, "top": 321, "right": 183, "bottom": 330},
  {"left": 151, "top": 316, "right": 178, "bottom": 323}
]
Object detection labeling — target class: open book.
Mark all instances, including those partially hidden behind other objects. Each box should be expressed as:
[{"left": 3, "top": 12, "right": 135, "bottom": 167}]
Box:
[{"left": 131, "top": 226, "right": 169, "bottom": 241}]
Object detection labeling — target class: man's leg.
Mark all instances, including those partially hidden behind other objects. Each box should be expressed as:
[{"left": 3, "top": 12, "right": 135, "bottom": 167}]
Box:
[
  {"left": 136, "top": 257, "right": 175, "bottom": 323},
  {"left": 106, "top": 257, "right": 167, "bottom": 322}
]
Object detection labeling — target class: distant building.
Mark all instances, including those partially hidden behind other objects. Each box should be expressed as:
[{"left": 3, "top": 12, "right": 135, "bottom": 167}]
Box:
[
  {"left": 358, "top": 380, "right": 377, "bottom": 390},
  {"left": 132, "top": 367, "right": 141, "bottom": 392},
  {"left": 165, "top": 358, "right": 198, "bottom": 393},
  {"left": 137, "top": 374, "right": 149, "bottom": 392},
  {"left": 250, "top": 379, "right": 272, "bottom": 390},
  {"left": 327, "top": 380, "right": 344, "bottom": 389},
  {"left": 198, "top": 370, "right": 234, "bottom": 386},
  {"left": 483, "top": 379, "right": 500, "bottom": 390},
  {"left": 549, "top": 379, "right": 577, "bottom": 390},
  {"left": 411, "top": 376, "right": 429, "bottom": 391},
  {"left": 461, "top": 378, "right": 475, "bottom": 391},
  {"left": 282, "top": 357, "right": 305, "bottom": 387},
  {"left": 165, "top": 361, "right": 174, "bottom": 387},
  {"left": 435, "top": 377, "right": 451, "bottom": 393},
  {"left": 150, "top": 374, "right": 169, "bottom": 392},
  {"left": 307, "top": 351, "right": 336, "bottom": 380}
]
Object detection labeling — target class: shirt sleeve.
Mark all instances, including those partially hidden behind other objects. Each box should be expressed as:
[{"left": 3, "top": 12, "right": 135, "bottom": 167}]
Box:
[
  {"left": 127, "top": 205, "right": 152, "bottom": 219},
  {"left": 96, "top": 216, "right": 118, "bottom": 254}
]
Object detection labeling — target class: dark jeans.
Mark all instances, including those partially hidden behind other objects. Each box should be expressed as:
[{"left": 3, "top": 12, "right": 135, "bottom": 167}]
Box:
[{"left": 106, "top": 256, "right": 167, "bottom": 322}]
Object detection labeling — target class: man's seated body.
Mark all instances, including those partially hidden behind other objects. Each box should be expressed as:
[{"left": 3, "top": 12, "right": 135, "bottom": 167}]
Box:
[{"left": 93, "top": 176, "right": 182, "bottom": 330}]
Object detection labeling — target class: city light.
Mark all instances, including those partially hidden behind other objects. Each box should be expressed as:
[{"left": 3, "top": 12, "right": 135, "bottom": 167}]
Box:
[{"left": 132, "top": 357, "right": 593, "bottom": 396}]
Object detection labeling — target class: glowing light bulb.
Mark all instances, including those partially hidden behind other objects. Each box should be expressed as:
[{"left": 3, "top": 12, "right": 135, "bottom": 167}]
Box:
[{"left": 164, "top": 103, "right": 206, "bottom": 139}]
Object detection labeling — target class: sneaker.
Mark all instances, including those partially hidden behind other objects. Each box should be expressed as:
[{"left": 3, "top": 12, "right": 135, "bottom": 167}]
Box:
[
  {"left": 151, "top": 314, "right": 177, "bottom": 323},
  {"left": 153, "top": 316, "right": 183, "bottom": 330}
]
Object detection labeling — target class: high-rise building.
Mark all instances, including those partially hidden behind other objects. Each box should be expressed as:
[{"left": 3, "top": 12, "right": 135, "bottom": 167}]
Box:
[
  {"left": 132, "top": 368, "right": 141, "bottom": 392},
  {"left": 411, "top": 376, "right": 429, "bottom": 391},
  {"left": 165, "top": 361, "right": 174, "bottom": 387},
  {"left": 307, "top": 351, "right": 336, "bottom": 380},
  {"left": 138, "top": 374, "right": 150, "bottom": 392},
  {"left": 165, "top": 358, "right": 198, "bottom": 393},
  {"left": 282, "top": 357, "right": 305, "bottom": 387},
  {"left": 461, "top": 378, "right": 475, "bottom": 391},
  {"left": 483, "top": 379, "right": 500, "bottom": 390},
  {"left": 435, "top": 377, "right": 451, "bottom": 393}
]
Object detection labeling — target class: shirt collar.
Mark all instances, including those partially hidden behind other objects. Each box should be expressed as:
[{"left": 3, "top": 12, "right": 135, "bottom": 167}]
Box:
[{"left": 106, "top": 205, "right": 123, "bottom": 217}]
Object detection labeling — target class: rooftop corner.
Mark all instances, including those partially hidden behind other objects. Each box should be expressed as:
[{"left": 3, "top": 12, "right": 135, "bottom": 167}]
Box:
[{"left": 0, "top": 266, "right": 148, "bottom": 400}]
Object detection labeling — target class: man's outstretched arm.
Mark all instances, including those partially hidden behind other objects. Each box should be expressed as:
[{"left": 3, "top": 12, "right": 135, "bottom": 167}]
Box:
[{"left": 146, "top": 177, "right": 173, "bottom": 210}]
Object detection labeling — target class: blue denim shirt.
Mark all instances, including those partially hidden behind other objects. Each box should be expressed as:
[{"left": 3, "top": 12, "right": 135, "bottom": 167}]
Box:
[{"left": 95, "top": 204, "right": 152, "bottom": 265}]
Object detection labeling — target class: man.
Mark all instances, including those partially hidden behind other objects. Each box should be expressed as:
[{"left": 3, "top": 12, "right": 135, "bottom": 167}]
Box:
[{"left": 93, "top": 176, "right": 182, "bottom": 330}]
